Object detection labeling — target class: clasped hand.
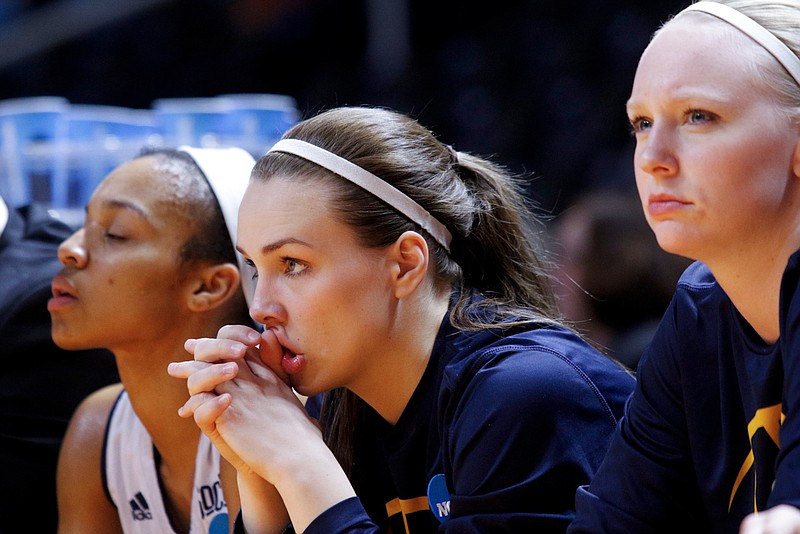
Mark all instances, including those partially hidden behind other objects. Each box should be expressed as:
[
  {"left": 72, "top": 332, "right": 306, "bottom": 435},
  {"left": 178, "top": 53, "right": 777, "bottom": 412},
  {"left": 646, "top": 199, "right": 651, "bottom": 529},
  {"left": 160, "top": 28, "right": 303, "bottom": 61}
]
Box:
[{"left": 167, "top": 324, "right": 322, "bottom": 485}]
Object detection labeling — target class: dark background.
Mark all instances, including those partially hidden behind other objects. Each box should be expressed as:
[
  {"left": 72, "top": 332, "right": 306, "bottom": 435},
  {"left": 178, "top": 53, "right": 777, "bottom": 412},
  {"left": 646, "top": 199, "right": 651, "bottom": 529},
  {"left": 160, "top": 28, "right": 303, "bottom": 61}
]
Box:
[{"left": 0, "top": 0, "right": 687, "bottom": 214}]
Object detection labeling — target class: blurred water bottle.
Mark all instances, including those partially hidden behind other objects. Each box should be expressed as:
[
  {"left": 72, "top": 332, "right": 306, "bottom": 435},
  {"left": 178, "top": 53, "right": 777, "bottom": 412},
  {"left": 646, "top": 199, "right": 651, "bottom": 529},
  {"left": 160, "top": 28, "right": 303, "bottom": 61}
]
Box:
[
  {"left": 218, "top": 93, "right": 300, "bottom": 157},
  {"left": 0, "top": 96, "right": 69, "bottom": 208},
  {"left": 60, "top": 104, "right": 159, "bottom": 209},
  {"left": 152, "top": 97, "right": 227, "bottom": 149}
]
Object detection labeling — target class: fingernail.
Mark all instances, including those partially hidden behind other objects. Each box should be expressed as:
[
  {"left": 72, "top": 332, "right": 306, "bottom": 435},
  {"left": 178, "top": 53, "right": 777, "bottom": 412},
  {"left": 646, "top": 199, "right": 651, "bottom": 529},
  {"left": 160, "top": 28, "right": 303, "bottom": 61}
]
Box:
[{"left": 246, "top": 330, "right": 261, "bottom": 343}]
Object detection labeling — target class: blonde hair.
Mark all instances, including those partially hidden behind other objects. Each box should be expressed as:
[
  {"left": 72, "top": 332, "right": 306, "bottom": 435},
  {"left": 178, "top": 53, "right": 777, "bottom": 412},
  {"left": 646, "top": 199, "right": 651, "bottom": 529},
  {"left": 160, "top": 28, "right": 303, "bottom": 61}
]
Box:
[{"left": 665, "top": 0, "right": 800, "bottom": 119}]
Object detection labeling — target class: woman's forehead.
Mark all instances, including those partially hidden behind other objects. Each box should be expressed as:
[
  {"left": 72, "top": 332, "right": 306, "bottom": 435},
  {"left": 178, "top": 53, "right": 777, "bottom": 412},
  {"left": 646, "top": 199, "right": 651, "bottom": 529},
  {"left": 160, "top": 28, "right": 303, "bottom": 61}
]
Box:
[
  {"left": 238, "top": 178, "right": 345, "bottom": 245},
  {"left": 651, "top": 14, "right": 779, "bottom": 77},
  {"left": 94, "top": 159, "right": 197, "bottom": 229},
  {"left": 244, "top": 173, "right": 339, "bottom": 203},
  {"left": 633, "top": 17, "right": 772, "bottom": 99}
]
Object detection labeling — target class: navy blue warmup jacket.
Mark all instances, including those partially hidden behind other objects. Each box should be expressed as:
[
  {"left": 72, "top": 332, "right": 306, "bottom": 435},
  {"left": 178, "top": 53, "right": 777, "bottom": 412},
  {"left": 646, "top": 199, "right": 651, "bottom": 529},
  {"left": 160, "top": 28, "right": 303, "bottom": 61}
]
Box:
[
  {"left": 570, "top": 253, "right": 800, "bottom": 533},
  {"left": 239, "top": 305, "right": 635, "bottom": 533}
]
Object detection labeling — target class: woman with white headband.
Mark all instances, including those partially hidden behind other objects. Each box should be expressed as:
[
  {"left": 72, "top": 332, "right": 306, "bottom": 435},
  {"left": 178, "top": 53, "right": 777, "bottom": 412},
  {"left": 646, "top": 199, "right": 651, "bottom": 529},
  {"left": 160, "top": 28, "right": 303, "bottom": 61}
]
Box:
[
  {"left": 52, "top": 147, "right": 256, "bottom": 533},
  {"left": 168, "top": 106, "right": 635, "bottom": 532},
  {"left": 569, "top": 0, "right": 800, "bottom": 532}
]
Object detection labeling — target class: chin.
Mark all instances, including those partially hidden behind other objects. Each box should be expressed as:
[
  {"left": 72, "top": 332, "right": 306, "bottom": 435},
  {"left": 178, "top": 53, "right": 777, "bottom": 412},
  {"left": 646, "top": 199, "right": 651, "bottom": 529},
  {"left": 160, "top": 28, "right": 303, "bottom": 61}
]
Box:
[
  {"left": 656, "top": 240, "right": 686, "bottom": 257},
  {"left": 51, "top": 328, "right": 95, "bottom": 352},
  {"left": 292, "top": 377, "right": 333, "bottom": 400},
  {"left": 652, "top": 228, "right": 699, "bottom": 261}
]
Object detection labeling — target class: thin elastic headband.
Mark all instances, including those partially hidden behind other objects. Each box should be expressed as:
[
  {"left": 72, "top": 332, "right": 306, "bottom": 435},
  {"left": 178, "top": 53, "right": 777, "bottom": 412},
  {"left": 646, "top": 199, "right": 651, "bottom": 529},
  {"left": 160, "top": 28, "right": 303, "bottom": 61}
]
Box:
[
  {"left": 267, "top": 138, "right": 453, "bottom": 252},
  {"left": 179, "top": 146, "right": 256, "bottom": 307},
  {"left": 679, "top": 2, "right": 800, "bottom": 86},
  {"left": 0, "top": 195, "right": 7, "bottom": 236}
]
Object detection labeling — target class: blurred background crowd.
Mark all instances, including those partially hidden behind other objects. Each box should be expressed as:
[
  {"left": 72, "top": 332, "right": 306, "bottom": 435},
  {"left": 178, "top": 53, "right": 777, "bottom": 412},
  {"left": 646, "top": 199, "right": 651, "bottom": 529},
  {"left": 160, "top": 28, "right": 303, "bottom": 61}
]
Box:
[
  {"left": 0, "top": 0, "right": 687, "bottom": 209},
  {"left": 0, "top": 0, "right": 692, "bottom": 364}
]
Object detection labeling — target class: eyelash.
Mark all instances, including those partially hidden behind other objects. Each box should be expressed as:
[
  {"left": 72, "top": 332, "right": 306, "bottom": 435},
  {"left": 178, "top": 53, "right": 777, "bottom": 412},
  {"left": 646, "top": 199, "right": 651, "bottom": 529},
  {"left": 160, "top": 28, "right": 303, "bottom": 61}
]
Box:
[
  {"left": 244, "top": 259, "right": 259, "bottom": 280},
  {"left": 242, "top": 257, "right": 308, "bottom": 279},
  {"left": 628, "top": 108, "right": 716, "bottom": 135},
  {"left": 628, "top": 116, "right": 651, "bottom": 135},
  {"left": 686, "top": 108, "right": 715, "bottom": 124},
  {"left": 104, "top": 231, "right": 125, "bottom": 242},
  {"left": 283, "top": 257, "right": 308, "bottom": 277}
]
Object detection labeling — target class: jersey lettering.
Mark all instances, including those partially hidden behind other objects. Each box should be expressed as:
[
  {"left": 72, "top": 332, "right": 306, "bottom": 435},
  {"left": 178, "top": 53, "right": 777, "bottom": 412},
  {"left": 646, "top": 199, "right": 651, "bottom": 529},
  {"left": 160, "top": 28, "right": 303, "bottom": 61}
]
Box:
[
  {"left": 729, "top": 403, "right": 783, "bottom": 511},
  {"left": 199, "top": 480, "right": 226, "bottom": 518}
]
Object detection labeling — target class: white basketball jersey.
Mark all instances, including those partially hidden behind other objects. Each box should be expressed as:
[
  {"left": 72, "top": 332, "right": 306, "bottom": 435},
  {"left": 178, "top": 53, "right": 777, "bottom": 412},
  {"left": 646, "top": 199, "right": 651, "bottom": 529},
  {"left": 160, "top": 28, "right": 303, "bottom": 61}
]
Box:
[{"left": 103, "top": 391, "right": 229, "bottom": 533}]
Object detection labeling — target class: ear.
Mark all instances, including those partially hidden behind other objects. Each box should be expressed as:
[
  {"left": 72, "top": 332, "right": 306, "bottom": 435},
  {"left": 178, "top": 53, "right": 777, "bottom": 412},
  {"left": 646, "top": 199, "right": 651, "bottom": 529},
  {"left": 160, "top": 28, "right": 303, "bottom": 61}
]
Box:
[
  {"left": 186, "top": 263, "right": 241, "bottom": 312},
  {"left": 389, "top": 231, "right": 429, "bottom": 299}
]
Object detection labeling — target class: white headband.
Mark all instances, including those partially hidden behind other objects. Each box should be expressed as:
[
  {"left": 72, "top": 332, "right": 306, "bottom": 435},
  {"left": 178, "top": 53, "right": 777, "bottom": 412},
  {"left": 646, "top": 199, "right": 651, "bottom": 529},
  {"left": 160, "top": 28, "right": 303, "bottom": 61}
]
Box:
[
  {"left": 179, "top": 146, "right": 256, "bottom": 308},
  {"left": 0, "top": 194, "right": 7, "bottom": 237},
  {"left": 267, "top": 138, "right": 453, "bottom": 252},
  {"left": 679, "top": 2, "right": 800, "bottom": 86}
]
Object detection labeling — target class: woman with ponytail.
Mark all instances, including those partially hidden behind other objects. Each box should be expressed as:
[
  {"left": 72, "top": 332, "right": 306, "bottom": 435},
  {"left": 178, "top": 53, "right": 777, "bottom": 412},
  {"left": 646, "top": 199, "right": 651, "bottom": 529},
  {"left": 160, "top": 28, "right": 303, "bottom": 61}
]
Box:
[{"left": 168, "top": 106, "right": 634, "bottom": 533}]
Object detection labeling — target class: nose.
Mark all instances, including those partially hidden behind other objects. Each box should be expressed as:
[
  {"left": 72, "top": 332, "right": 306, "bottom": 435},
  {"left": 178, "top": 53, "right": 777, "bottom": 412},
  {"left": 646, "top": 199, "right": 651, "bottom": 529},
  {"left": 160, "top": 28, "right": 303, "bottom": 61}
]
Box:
[
  {"left": 57, "top": 228, "right": 88, "bottom": 268},
  {"left": 248, "top": 278, "right": 288, "bottom": 327},
  {"left": 636, "top": 123, "right": 678, "bottom": 178}
]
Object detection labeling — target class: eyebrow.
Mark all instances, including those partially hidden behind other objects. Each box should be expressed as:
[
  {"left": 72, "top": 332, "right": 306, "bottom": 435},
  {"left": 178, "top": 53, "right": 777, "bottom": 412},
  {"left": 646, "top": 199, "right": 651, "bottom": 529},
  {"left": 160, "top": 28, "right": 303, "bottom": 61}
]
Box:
[
  {"left": 85, "top": 198, "right": 148, "bottom": 218},
  {"left": 627, "top": 86, "right": 737, "bottom": 111},
  {"left": 107, "top": 199, "right": 148, "bottom": 216},
  {"left": 236, "top": 237, "right": 312, "bottom": 256}
]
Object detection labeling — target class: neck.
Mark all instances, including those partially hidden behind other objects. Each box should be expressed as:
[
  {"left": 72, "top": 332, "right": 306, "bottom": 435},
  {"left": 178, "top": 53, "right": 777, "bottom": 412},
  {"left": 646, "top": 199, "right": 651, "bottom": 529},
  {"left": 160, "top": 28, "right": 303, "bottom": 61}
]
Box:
[
  {"left": 705, "top": 245, "right": 795, "bottom": 344},
  {"left": 352, "top": 292, "right": 450, "bottom": 425},
  {"left": 118, "top": 358, "right": 201, "bottom": 461},
  {"left": 111, "top": 327, "right": 210, "bottom": 466}
]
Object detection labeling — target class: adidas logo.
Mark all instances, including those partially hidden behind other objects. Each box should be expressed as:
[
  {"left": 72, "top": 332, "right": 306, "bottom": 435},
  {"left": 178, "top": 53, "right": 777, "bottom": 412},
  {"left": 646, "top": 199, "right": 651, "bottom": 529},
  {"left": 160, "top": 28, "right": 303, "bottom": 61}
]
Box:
[{"left": 130, "top": 492, "right": 153, "bottom": 521}]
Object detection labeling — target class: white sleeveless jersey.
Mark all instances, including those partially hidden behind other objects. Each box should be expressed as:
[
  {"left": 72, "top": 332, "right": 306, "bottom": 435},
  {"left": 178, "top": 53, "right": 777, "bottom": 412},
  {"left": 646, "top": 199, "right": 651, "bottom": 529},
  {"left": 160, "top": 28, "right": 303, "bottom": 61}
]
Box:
[{"left": 103, "top": 391, "right": 229, "bottom": 533}]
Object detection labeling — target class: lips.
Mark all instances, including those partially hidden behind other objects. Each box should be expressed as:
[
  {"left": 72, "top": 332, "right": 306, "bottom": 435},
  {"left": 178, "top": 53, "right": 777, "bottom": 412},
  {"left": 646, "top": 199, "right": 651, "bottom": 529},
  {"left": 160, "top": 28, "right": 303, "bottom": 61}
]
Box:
[
  {"left": 647, "top": 193, "right": 690, "bottom": 217},
  {"left": 270, "top": 330, "right": 306, "bottom": 375},
  {"left": 281, "top": 349, "right": 306, "bottom": 375},
  {"left": 47, "top": 274, "right": 78, "bottom": 312}
]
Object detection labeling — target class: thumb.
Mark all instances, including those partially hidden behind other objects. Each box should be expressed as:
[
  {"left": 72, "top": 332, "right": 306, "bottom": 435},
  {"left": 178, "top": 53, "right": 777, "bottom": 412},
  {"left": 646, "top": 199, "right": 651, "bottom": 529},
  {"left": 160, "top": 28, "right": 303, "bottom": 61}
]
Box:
[{"left": 258, "top": 328, "right": 291, "bottom": 385}]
